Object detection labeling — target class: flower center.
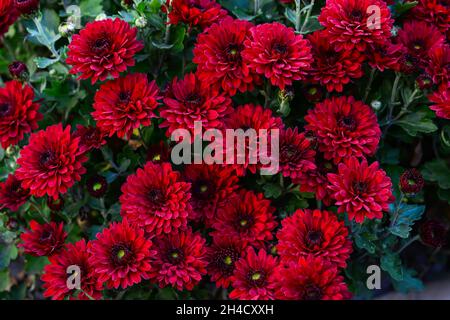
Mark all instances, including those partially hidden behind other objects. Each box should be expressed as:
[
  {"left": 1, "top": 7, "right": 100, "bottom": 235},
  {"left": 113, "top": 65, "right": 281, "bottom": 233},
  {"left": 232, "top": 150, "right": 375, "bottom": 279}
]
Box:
[
  {"left": 273, "top": 43, "right": 287, "bottom": 54},
  {"left": 148, "top": 189, "right": 165, "bottom": 207},
  {"left": 236, "top": 213, "right": 254, "bottom": 230},
  {"left": 305, "top": 230, "right": 323, "bottom": 248},
  {"left": 302, "top": 283, "right": 323, "bottom": 300},
  {"left": 0, "top": 102, "right": 12, "bottom": 116},
  {"left": 185, "top": 92, "right": 203, "bottom": 107},
  {"left": 338, "top": 115, "right": 357, "bottom": 131},
  {"left": 353, "top": 181, "right": 368, "bottom": 194},
  {"left": 225, "top": 44, "right": 242, "bottom": 62},
  {"left": 118, "top": 91, "right": 132, "bottom": 104},
  {"left": 281, "top": 144, "right": 303, "bottom": 162},
  {"left": 39, "top": 150, "right": 57, "bottom": 169},
  {"left": 111, "top": 243, "right": 133, "bottom": 266},
  {"left": 350, "top": 9, "right": 363, "bottom": 20},
  {"left": 39, "top": 230, "right": 52, "bottom": 242},
  {"left": 91, "top": 37, "right": 111, "bottom": 54},
  {"left": 168, "top": 248, "right": 184, "bottom": 264},
  {"left": 192, "top": 179, "right": 214, "bottom": 200},
  {"left": 248, "top": 270, "right": 266, "bottom": 286}
]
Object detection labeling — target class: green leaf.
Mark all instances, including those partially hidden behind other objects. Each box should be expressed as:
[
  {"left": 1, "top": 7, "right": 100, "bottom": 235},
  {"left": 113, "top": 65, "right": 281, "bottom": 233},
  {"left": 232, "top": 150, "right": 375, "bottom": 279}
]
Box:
[
  {"left": 395, "top": 112, "right": 437, "bottom": 136},
  {"left": 381, "top": 253, "right": 403, "bottom": 281},
  {"left": 263, "top": 183, "right": 282, "bottom": 199},
  {"left": 299, "top": 16, "right": 323, "bottom": 34},
  {"left": 34, "top": 57, "right": 59, "bottom": 69},
  {"left": 354, "top": 231, "right": 377, "bottom": 254},
  {"left": 0, "top": 270, "right": 11, "bottom": 292},
  {"left": 422, "top": 159, "right": 450, "bottom": 189},
  {"left": 25, "top": 256, "right": 49, "bottom": 274},
  {"left": 392, "top": 268, "right": 423, "bottom": 293},
  {"left": 0, "top": 243, "right": 18, "bottom": 269},
  {"left": 389, "top": 204, "right": 425, "bottom": 238},
  {"left": 393, "top": 1, "right": 418, "bottom": 17},
  {"left": 80, "top": 0, "right": 103, "bottom": 17}
]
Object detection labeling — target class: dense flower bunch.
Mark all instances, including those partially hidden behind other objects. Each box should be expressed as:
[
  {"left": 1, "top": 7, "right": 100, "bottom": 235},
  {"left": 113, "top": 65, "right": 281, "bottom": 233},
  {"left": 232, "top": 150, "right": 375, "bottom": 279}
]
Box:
[{"left": 0, "top": 0, "right": 449, "bottom": 302}]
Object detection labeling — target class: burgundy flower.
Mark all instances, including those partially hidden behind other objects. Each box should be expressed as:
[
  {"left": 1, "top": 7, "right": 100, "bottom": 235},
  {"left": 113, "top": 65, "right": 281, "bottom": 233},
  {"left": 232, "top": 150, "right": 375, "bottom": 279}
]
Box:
[
  {"left": 305, "top": 96, "right": 381, "bottom": 164},
  {"left": 399, "top": 168, "right": 425, "bottom": 194},
  {"left": 327, "top": 156, "right": 393, "bottom": 223},
  {"left": 159, "top": 72, "right": 233, "bottom": 138},
  {"left": 14, "top": 0, "right": 40, "bottom": 15},
  {"left": 120, "top": 162, "right": 191, "bottom": 237},
  {"left": 242, "top": 22, "right": 312, "bottom": 89},
  {"left": 86, "top": 175, "right": 108, "bottom": 198},
  {"left": 318, "top": 0, "right": 393, "bottom": 52},
  {"left": 420, "top": 220, "right": 447, "bottom": 248},
  {"left": 146, "top": 141, "right": 171, "bottom": 163},
  {"left": 367, "top": 41, "right": 404, "bottom": 72},
  {"left": 429, "top": 84, "right": 450, "bottom": 119},
  {"left": 229, "top": 247, "right": 278, "bottom": 300},
  {"left": 8, "top": 61, "right": 28, "bottom": 79},
  {"left": 0, "top": 80, "right": 42, "bottom": 149},
  {"left": 19, "top": 220, "right": 67, "bottom": 256},
  {"left": 92, "top": 73, "right": 161, "bottom": 138},
  {"left": 150, "top": 228, "right": 207, "bottom": 291},
  {"left": 425, "top": 44, "right": 449, "bottom": 86},
  {"left": 73, "top": 125, "right": 106, "bottom": 154},
  {"left": 0, "top": 0, "right": 18, "bottom": 39},
  {"left": 89, "top": 219, "right": 154, "bottom": 289},
  {"left": 66, "top": 18, "right": 144, "bottom": 84},
  {"left": 211, "top": 190, "right": 277, "bottom": 247},
  {"left": 408, "top": 0, "right": 450, "bottom": 37},
  {"left": 275, "top": 256, "right": 351, "bottom": 300},
  {"left": 166, "top": 0, "right": 228, "bottom": 29},
  {"left": 276, "top": 209, "right": 352, "bottom": 268},
  {"left": 193, "top": 17, "right": 259, "bottom": 96},
  {"left": 42, "top": 240, "right": 102, "bottom": 300},
  {"left": 0, "top": 174, "right": 29, "bottom": 211},
  {"left": 16, "top": 124, "right": 88, "bottom": 199}
]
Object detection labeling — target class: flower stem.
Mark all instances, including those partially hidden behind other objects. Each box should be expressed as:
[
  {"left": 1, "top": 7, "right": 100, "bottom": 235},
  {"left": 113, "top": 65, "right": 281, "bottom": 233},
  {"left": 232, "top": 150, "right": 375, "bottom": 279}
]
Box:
[
  {"left": 295, "top": 0, "right": 302, "bottom": 32},
  {"left": 300, "top": 0, "right": 315, "bottom": 34},
  {"left": 395, "top": 235, "right": 420, "bottom": 254},
  {"left": 363, "top": 68, "right": 377, "bottom": 102},
  {"left": 254, "top": 0, "right": 260, "bottom": 15}
]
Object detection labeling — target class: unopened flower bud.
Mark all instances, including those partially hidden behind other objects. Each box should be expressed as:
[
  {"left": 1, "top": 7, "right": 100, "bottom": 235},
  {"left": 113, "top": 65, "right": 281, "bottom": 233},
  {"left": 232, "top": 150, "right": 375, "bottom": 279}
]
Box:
[
  {"left": 8, "top": 61, "right": 28, "bottom": 80},
  {"left": 135, "top": 16, "right": 147, "bottom": 28},
  {"left": 95, "top": 13, "right": 107, "bottom": 21},
  {"left": 399, "top": 168, "right": 424, "bottom": 195},
  {"left": 370, "top": 100, "right": 382, "bottom": 111}
]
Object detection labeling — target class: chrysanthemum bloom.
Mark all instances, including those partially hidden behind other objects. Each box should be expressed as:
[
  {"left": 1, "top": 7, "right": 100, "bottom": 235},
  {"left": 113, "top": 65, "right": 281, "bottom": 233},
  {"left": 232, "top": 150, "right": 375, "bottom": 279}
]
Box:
[
  {"left": 183, "top": 164, "right": 239, "bottom": 223},
  {"left": 0, "top": 0, "right": 18, "bottom": 39},
  {"left": 92, "top": 73, "right": 160, "bottom": 138},
  {"left": 425, "top": 44, "right": 449, "bottom": 86},
  {"left": 420, "top": 220, "right": 447, "bottom": 248},
  {"left": 66, "top": 18, "right": 144, "bottom": 84},
  {"left": 367, "top": 41, "right": 404, "bottom": 72},
  {"left": 211, "top": 190, "right": 277, "bottom": 247},
  {"left": 206, "top": 236, "right": 247, "bottom": 289},
  {"left": 159, "top": 72, "right": 233, "bottom": 139},
  {"left": 0, "top": 80, "right": 42, "bottom": 149},
  {"left": 327, "top": 157, "right": 393, "bottom": 223},
  {"left": 166, "top": 0, "right": 228, "bottom": 29},
  {"left": 408, "top": 0, "right": 450, "bottom": 37},
  {"left": 416, "top": 74, "right": 434, "bottom": 90},
  {"left": 193, "top": 17, "right": 259, "bottom": 96},
  {"left": 89, "top": 219, "right": 154, "bottom": 289},
  {"left": 242, "top": 22, "right": 312, "bottom": 89},
  {"left": 73, "top": 125, "right": 106, "bottom": 154},
  {"left": 429, "top": 85, "right": 450, "bottom": 119},
  {"left": 146, "top": 141, "right": 171, "bottom": 163},
  {"left": 307, "top": 31, "right": 364, "bottom": 92},
  {"left": 14, "top": 0, "right": 40, "bottom": 15},
  {"left": 318, "top": 0, "right": 393, "bottom": 52},
  {"left": 399, "top": 168, "right": 425, "bottom": 195},
  {"left": 42, "top": 240, "right": 102, "bottom": 300},
  {"left": 16, "top": 124, "right": 87, "bottom": 199},
  {"left": 223, "top": 104, "right": 284, "bottom": 176},
  {"left": 19, "top": 220, "right": 67, "bottom": 257},
  {"left": 86, "top": 175, "right": 108, "bottom": 198},
  {"left": 305, "top": 96, "right": 381, "bottom": 164},
  {"left": 279, "top": 128, "right": 316, "bottom": 180},
  {"left": 120, "top": 161, "right": 191, "bottom": 236},
  {"left": 396, "top": 21, "right": 445, "bottom": 69},
  {"left": 8, "top": 61, "right": 28, "bottom": 80},
  {"left": 274, "top": 256, "right": 351, "bottom": 300},
  {"left": 229, "top": 247, "right": 278, "bottom": 300},
  {"left": 276, "top": 209, "right": 352, "bottom": 268},
  {"left": 0, "top": 174, "right": 29, "bottom": 211},
  {"left": 150, "top": 228, "right": 207, "bottom": 291}
]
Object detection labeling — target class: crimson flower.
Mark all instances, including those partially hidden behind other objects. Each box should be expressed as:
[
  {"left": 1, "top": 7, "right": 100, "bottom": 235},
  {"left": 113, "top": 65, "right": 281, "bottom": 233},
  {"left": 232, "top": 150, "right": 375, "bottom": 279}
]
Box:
[
  {"left": 399, "top": 168, "right": 425, "bottom": 194},
  {"left": 73, "top": 125, "right": 106, "bottom": 154},
  {"left": 408, "top": 0, "right": 450, "bottom": 37},
  {"left": 305, "top": 96, "right": 381, "bottom": 164},
  {"left": 42, "top": 240, "right": 102, "bottom": 300},
  {"left": 429, "top": 85, "right": 450, "bottom": 119},
  {"left": 14, "top": 0, "right": 40, "bottom": 15},
  {"left": 327, "top": 156, "right": 393, "bottom": 223},
  {"left": 276, "top": 209, "right": 352, "bottom": 268},
  {"left": 66, "top": 18, "right": 144, "bottom": 84},
  {"left": 0, "top": 174, "right": 29, "bottom": 212},
  {"left": 193, "top": 17, "right": 259, "bottom": 96},
  {"left": 16, "top": 124, "right": 88, "bottom": 200},
  {"left": 0, "top": 80, "right": 42, "bottom": 149},
  {"left": 242, "top": 22, "right": 312, "bottom": 89},
  {"left": 229, "top": 247, "right": 278, "bottom": 300},
  {"left": 120, "top": 162, "right": 191, "bottom": 237},
  {"left": 426, "top": 44, "right": 449, "bottom": 86},
  {"left": 166, "top": 0, "right": 228, "bottom": 29},
  {"left": 150, "top": 228, "right": 207, "bottom": 291},
  {"left": 92, "top": 73, "right": 160, "bottom": 138},
  {"left": 367, "top": 41, "right": 404, "bottom": 72},
  {"left": 19, "top": 220, "right": 67, "bottom": 256},
  {"left": 0, "top": 0, "right": 18, "bottom": 39},
  {"left": 275, "top": 256, "right": 351, "bottom": 300}
]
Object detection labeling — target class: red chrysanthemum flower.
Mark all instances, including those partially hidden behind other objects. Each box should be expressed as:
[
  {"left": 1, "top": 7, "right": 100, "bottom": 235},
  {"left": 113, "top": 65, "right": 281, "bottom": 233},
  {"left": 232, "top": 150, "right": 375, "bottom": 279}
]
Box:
[
  {"left": 229, "top": 247, "right": 278, "bottom": 300},
  {"left": 73, "top": 125, "right": 106, "bottom": 154},
  {"left": 165, "top": 0, "right": 228, "bottom": 29},
  {"left": 89, "top": 219, "right": 154, "bottom": 289},
  {"left": 367, "top": 41, "right": 404, "bottom": 72},
  {"left": 307, "top": 30, "right": 364, "bottom": 92},
  {"left": 8, "top": 61, "right": 28, "bottom": 79},
  {"left": 276, "top": 209, "right": 352, "bottom": 268},
  {"left": 305, "top": 96, "right": 380, "bottom": 165},
  {"left": 193, "top": 17, "right": 259, "bottom": 96},
  {"left": 0, "top": 174, "right": 29, "bottom": 211},
  {"left": 327, "top": 156, "right": 393, "bottom": 223},
  {"left": 429, "top": 84, "right": 450, "bottom": 119},
  {"left": 211, "top": 190, "right": 277, "bottom": 247},
  {"left": 183, "top": 164, "right": 239, "bottom": 224},
  {"left": 0, "top": 80, "right": 42, "bottom": 149},
  {"left": 149, "top": 228, "right": 207, "bottom": 291},
  {"left": 0, "top": 0, "right": 18, "bottom": 39},
  {"left": 420, "top": 220, "right": 448, "bottom": 248},
  {"left": 19, "top": 220, "right": 67, "bottom": 257},
  {"left": 42, "top": 239, "right": 102, "bottom": 300},
  {"left": 408, "top": 0, "right": 450, "bottom": 37},
  {"left": 16, "top": 124, "right": 88, "bottom": 200},
  {"left": 92, "top": 73, "right": 161, "bottom": 138},
  {"left": 396, "top": 21, "right": 445, "bottom": 70},
  {"left": 399, "top": 168, "right": 425, "bottom": 194},
  {"left": 66, "top": 18, "right": 144, "bottom": 84},
  {"left": 318, "top": 0, "right": 393, "bottom": 52},
  {"left": 14, "top": 0, "right": 40, "bottom": 15},
  {"left": 279, "top": 127, "right": 316, "bottom": 180},
  {"left": 206, "top": 236, "right": 248, "bottom": 289},
  {"left": 425, "top": 44, "right": 449, "bottom": 86},
  {"left": 159, "top": 72, "right": 233, "bottom": 138},
  {"left": 120, "top": 161, "right": 191, "bottom": 236},
  {"left": 223, "top": 104, "right": 284, "bottom": 176},
  {"left": 274, "top": 256, "right": 351, "bottom": 300},
  {"left": 242, "top": 22, "right": 312, "bottom": 89}
]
